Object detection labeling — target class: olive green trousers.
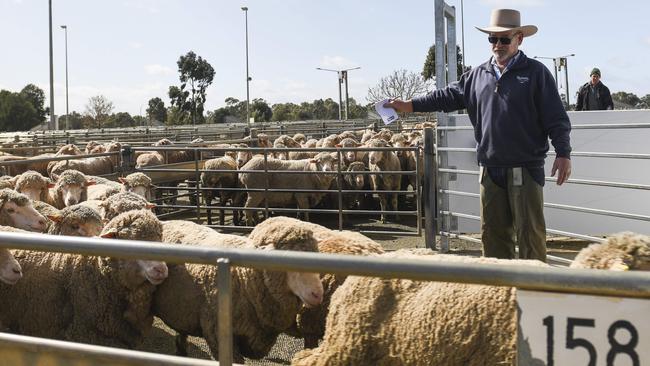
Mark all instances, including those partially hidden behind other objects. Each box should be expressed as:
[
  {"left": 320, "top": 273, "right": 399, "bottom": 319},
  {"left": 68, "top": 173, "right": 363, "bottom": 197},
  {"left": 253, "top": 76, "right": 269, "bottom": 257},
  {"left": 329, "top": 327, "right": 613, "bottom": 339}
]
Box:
[{"left": 479, "top": 167, "right": 547, "bottom": 262}]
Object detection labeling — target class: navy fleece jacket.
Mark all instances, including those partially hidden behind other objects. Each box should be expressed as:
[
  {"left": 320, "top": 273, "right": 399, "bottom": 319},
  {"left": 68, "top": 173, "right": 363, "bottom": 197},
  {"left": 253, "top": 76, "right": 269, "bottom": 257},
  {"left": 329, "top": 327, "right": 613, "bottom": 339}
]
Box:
[{"left": 412, "top": 51, "right": 572, "bottom": 168}]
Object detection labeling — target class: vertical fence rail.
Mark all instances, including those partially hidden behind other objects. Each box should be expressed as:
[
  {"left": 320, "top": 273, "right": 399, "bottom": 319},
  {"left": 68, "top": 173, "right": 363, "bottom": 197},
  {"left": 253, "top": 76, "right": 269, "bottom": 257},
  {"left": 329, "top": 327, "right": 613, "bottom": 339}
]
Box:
[
  {"left": 424, "top": 127, "right": 437, "bottom": 249},
  {"left": 337, "top": 150, "right": 344, "bottom": 231},
  {"left": 217, "top": 258, "right": 233, "bottom": 366},
  {"left": 194, "top": 149, "right": 201, "bottom": 222}
]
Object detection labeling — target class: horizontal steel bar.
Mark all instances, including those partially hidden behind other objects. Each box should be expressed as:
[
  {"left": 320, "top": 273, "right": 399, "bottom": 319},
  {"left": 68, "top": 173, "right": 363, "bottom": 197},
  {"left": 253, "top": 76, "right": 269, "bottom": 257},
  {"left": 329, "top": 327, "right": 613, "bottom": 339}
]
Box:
[
  {"left": 0, "top": 152, "right": 118, "bottom": 166},
  {"left": 440, "top": 211, "right": 606, "bottom": 243},
  {"left": 439, "top": 231, "right": 574, "bottom": 266},
  {"left": 167, "top": 204, "right": 418, "bottom": 216},
  {"left": 139, "top": 168, "right": 413, "bottom": 175},
  {"left": 131, "top": 146, "right": 418, "bottom": 152},
  {"left": 437, "top": 123, "right": 650, "bottom": 130},
  {"left": 0, "top": 232, "right": 647, "bottom": 298},
  {"left": 439, "top": 168, "right": 650, "bottom": 190},
  {"left": 441, "top": 189, "right": 650, "bottom": 222},
  {"left": 437, "top": 148, "right": 650, "bottom": 159},
  {"left": 0, "top": 332, "right": 219, "bottom": 366}
]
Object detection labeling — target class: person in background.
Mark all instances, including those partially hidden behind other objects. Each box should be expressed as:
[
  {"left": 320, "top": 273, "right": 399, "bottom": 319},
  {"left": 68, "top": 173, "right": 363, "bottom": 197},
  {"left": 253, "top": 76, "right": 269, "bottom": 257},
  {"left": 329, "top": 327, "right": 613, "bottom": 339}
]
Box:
[
  {"left": 384, "top": 9, "right": 572, "bottom": 262},
  {"left": 575, "top": 67, "right": 614, "bottom": 111}
]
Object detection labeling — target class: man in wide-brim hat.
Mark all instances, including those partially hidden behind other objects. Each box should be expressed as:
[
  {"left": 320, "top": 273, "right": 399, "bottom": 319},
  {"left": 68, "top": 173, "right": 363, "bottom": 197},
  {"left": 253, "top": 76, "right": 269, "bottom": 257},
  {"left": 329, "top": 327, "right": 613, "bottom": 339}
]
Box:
[{"left": 385, "top": 9, "right": 572, "bottom": 262}]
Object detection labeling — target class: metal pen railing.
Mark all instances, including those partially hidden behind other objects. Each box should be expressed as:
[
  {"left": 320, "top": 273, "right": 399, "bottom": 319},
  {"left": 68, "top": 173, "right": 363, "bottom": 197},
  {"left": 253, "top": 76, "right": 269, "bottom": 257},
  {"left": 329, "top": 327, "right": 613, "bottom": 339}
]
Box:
[{"left": 0, "top": 231, "right": 648, "bottom": 365}]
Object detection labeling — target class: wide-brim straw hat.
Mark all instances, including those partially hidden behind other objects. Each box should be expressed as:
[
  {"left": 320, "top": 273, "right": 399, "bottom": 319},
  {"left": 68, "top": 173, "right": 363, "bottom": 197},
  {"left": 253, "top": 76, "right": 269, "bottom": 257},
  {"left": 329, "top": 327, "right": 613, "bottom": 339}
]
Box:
[{"left": 475, "top": 9, "right": 538, "bottom": 37}]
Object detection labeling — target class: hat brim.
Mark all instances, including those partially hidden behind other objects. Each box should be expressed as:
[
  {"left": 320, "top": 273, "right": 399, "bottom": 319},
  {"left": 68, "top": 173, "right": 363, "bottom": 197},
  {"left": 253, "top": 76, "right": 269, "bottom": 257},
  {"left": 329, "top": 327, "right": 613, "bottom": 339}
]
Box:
[{"left": 475, "top": 25, "right": 538, "bottom": 37}]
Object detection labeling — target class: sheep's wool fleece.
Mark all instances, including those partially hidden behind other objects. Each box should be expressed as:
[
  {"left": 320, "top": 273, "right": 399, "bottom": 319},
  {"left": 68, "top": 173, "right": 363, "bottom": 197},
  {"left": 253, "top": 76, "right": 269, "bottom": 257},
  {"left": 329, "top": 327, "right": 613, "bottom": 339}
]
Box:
[
  {"left": 101, "top": 210, "right": 162, "bottom": 242},
  {"left": 56, "top": 170, "right": 87, "bottom": 187},
  {"left": 15, "top": 171, "right": 48, "bottom": 189},
  {"left": 102, "top": 192, "right": 150, "bottom": 220},
  {"left": 123, "top": 173, "right": 152, "bottom": 187},
  {"left": 292, "top": 252, "right": 548, "bottom": 366},
  {"left": 57, "top": 205, "right": 102, "bottom": 225},
  {"left": 0, "top": 189, "right": 30, "bottom": 206},
  {"left": 570, "top": 232, "right": 650, "bottom": 270}
]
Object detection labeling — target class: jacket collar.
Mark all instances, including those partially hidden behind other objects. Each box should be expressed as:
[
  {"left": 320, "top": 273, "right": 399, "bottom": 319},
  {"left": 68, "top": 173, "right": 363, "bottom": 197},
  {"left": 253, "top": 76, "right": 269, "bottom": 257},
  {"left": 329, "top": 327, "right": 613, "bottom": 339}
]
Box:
[{"left": 480, "top": 51, "right": 529, "bottom": 73}]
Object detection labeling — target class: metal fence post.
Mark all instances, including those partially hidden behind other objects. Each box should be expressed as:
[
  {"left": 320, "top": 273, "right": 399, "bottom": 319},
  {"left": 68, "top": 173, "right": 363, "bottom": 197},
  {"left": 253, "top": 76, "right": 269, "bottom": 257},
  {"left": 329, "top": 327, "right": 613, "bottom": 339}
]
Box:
[
  {"left": 217, "top": 258, "right": 233, "bottom": 366},
  {"left": 120, "top": 145, "right": 134, "bottom": 175},
  {"left": 423, "top": 127, "right": 437, "bottom": 249}
]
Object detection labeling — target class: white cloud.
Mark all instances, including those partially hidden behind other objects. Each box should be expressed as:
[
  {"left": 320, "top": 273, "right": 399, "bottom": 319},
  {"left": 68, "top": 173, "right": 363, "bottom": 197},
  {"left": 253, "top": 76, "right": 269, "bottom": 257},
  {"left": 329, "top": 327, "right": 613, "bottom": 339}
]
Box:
[
  {"left": 128, "top": 41, "right": 143, "bottom": 49},
  {"left": 479, "top": 0, "right": 544, "bottom": 7},
  {"left": 144, "top": 64, "right": 172, "bottom": 76},
  {"left": 318, "top": 56, "right": 359, "bottom": 70}
]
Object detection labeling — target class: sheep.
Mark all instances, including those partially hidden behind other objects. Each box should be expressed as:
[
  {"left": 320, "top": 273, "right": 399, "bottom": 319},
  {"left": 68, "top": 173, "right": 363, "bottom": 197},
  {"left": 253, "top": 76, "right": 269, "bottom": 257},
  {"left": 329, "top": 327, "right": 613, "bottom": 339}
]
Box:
[
  {"left": 316, "top": 134, "right": 341, "bottom": 148},
  {"left": 32, "top": 200, "right": 60, "bottom": 232},
  {"left": 274, "top": 135, "right": 302, "bottom": 149},
  {"left": 46, "top": 204, "right": 104, "bottom": 237},
  {"left": 292, "top": 252, "right": 548, "bottom": 366},
  {"left": 86, "top": 183, "right": 120, "bottom": 201},
  {"left": 100, "top": 191, "right": 155, "bottom": 221},
  {"left": 46, "top": 169, "right": 96, "bottom": 209},
  {"left": 48, "top": 141, "right": 121, "bottom": 178},
  {"left": 292, "top": 234, "right": 650, "bottom": 366},
  {"left": 84, "top": 141, "right": 101, "bottom": 154},
  {"left": 154, "top": 219, "right": 323, "bottom": 361},
  {"left": 200, "top": 156, "right": 244, "bottom": 226},
  {"left": 293, "top": 133, "right": 307, "bottom": 145},
  {"left": 0, "top": 210, "right": 168, "bottom": 348},
  {"left": 117, "top": 172, "right": 154, "bottom": 201},
  {"left": 233, "top": 143, "right": 259, "bottom": 168},
  {"left": 0, "top": 189, "right": 47, "bottom": 232},
  {"left": 0, "top": 176, "right": 14, "bottom": 190},
  {"left": 247, "top": 216, "right": 384, "bottom": 349},
  {"left": 337, "top": 131, "right": 358, "bottom": 141},
  {"left": 366, "top": 138, "right": 402, "bottom": 223},
  {"left": 336, "top": 137, "right": 363, "bottom": 165},
  {"left": 406, "top": 135, "right": 424, "bottom": 191},
  {"left": 342, "top": 161, "right": 371, "bottom": 210},
  {"left": 272, "top": 140, "right": 290, "bottom": 160},
  {"left": 0, "top": 226, "right": 23, "bottom": 285},
  {"left": 135, "top": 151, "right": 164, "bottom": 169},
  {"left": 570, "top": 232, "right": 650, "bottom": 271},
  {"left": 12, "top": 171, "right": 51, "bottom": 202},
  {"left": 0, "top": 155, "right": 29, "bottom": 176},
  {"left": 301, "top": 138, "right": 318, "bottom": 149},
  {"left": 239, "top": 152, "right": 339, "bottom": 225}
]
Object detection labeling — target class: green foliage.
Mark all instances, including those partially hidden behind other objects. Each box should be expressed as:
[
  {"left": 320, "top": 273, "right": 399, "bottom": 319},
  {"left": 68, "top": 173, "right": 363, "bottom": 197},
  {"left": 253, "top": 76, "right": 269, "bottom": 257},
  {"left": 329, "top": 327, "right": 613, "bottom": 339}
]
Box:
[
  {"left": 422, "top": 44, "right": 468, "bottom": 81},
  {"left": 133, "top": 115, "right": 147, "bottom": 126},
  {"left": 146, "top": 97, "right": 167, "bottom": 124},
  {"left": 19, "top": 84, "right": 48, "bottom": 123},
  {"left": 60, "top": 111, "right": 85, "bottom": 130},
  {"left": 165, "top": 106, "right": 191, "bottom": 126},
  {"left": 251, "top": 98, "right": 272, "bottom": 122},
  {"left": 168, "top": 51, "right": 215, "bottom": 125},
  {"left": 637, "top": 94, "right": 650, "bottom": 109},
  {"left": 611, "top": 91, "right": 641, "bottom": 109},
  {"left": 105, "top": 112, "right": 136, "bottom": 128},
  {"left": 0, "top": 90, "right": 41, "bottom": 132}
]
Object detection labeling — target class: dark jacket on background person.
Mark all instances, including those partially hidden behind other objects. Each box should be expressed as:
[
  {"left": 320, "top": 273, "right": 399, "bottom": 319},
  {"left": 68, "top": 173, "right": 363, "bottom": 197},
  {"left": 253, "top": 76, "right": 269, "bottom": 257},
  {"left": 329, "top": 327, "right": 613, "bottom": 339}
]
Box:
[
  {"left": 575, "top": 81, "right": 613, "bottom": 111},
  {"left": 412, "top": 51, "right": 572, "bottom": 169}
]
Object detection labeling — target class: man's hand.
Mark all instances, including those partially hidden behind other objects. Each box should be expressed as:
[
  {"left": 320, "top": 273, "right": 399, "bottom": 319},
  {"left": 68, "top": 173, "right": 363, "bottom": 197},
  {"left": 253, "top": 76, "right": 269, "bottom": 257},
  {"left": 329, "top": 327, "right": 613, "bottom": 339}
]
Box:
[
  {"left": 551, "top": 157, "right": 571, "bottom": 185},
  {"left": 383, "top": 99, "right": 413, "bottom": 113}
]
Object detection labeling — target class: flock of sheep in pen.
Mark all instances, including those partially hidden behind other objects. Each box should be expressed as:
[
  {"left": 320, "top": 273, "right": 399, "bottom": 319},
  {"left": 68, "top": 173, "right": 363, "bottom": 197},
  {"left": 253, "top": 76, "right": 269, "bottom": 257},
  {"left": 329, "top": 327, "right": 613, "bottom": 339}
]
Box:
[{"left": 0, "top": 123, "right": 648, "bottom": 365}]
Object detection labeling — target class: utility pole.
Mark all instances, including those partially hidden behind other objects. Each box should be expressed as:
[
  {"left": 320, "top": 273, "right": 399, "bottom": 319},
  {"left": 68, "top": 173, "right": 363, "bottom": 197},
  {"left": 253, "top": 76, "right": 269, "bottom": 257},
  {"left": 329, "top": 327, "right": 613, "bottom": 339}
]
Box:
[
  {"left": 316, "top": 66, "right": 361, "bottom": 120},
  {"left": 534, "top": 54, "right": 575, "bottom": 108},
  {"left": 60, "top": 25, "right": 69, "bottom": 130},
  {"left": 48, "top": 0, "right": 55, "bottom": 129},
  {"left": 241, "top": 6, "right": 251, "bottom": 127}
]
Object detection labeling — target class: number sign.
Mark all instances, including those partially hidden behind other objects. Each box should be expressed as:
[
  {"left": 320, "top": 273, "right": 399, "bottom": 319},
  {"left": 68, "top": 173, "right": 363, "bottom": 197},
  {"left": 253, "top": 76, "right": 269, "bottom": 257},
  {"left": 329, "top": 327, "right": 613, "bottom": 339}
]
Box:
[{"left": 517, "top": 290, "right": 649, "bottom": 366}]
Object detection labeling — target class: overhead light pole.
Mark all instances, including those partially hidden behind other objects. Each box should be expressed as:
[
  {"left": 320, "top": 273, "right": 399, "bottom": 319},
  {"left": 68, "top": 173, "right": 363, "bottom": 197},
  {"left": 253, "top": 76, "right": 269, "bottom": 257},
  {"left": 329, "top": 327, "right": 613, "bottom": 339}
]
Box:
[
  {"left": 241, "top": 6, "right": 251, "bottom": 127},
  {"left": 60, "top": 25, "right": 69, "bottom": 130},
  {"left": 316, "top": 66, "right": 361, "bottom": 120},
  {"left": 48, "top": 0, "right": 55, "bottom": 129},
  {"left": 534, "top": 54, "right": 575, "bottom": 107}
]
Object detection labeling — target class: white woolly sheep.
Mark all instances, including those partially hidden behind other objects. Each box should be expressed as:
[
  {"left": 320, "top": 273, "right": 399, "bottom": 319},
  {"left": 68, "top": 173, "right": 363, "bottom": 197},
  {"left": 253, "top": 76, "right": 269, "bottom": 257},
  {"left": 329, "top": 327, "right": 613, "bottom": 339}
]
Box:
[
  {"left": 570, "top": 232, "right": 650, "bottom": 271},
  {"left": 200, "top": 156, "right": 244, "bottom": 226},
  {"left": 46, "top": 204, "right": 104, "bottom": 237},
  {"left": 366, "top": 138, "right": 402, "bottom": 223},
  {"left": 48, "top": 141, "right": 121, "bottom": 178},
  {"left": 0, "top": 226, "right": 23, "bottom": 285},
  {"left": 0, "top": 189, "right": 47, "bottom": 232},
  {"left": 100, "top": 191, "right": 155, "bottom": 221},
  {"left": 239, "top": 152, "right": 339, "bottom": 225},
  {"left": 0, "top": 210, "right": 168, "bottom": 348},
  {"left": 12, "top": 171, "right": 51, "bottom": 202},
  {"left": 118, "top": 172, "right": 154, "bottom": 201},
  {"left": 46, "top": 169, "right": 96, "bottom": 209},
  {"left": 155, "top": 219, "right": 324, "bottom": 361}
]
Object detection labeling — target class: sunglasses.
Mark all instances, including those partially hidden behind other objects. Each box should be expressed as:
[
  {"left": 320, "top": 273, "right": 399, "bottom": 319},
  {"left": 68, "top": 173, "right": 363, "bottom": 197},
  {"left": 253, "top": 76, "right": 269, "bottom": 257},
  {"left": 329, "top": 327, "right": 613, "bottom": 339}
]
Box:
[{"left": 488, "top": 36, "right": 515, "bottom": 45}]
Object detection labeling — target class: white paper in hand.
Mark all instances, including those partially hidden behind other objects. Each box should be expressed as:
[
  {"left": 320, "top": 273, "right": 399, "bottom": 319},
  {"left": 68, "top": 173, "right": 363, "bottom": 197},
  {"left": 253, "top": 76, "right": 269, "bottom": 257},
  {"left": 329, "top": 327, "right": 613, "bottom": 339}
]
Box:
[{"left": 374, "top": 99, "right": 399, "bottom": 125}]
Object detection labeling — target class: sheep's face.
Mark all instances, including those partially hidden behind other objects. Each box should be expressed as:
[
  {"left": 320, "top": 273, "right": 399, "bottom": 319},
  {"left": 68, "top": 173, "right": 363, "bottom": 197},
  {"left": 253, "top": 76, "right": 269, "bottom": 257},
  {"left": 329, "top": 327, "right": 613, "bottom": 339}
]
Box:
[
  {"left": 60, "top": 184, "right": 85, "bottom": 207},
  {"left": 19, "top": 185, "right": 47, "bottom": 202},
  {"left": 1, "top": 201, "right": 47, "bottom": 232},
  {"left": 286, "top": 271, "right": 324, "bottom": 308},
  {"left": 136, "top": 260, "right": 169, "bottom": 285},
  {"left": 236, "top": 151, "right": 252, "bottom": 168},
  {"left": 310, "top": 153, "right": 339, "bottom": 172},
  {"left": 128, "top": 185, "right": 150, "bottom": 200},
  {"left": 60, "top": 218, "right": 103, "bottom": 237},
  {"left": 368, "top": 150, "right": 384, "bottom": 166},
  {"left": 0, "top": 249, "right": 22, "bottom": 285},
  {"left": 346, "top": 164, "right": 366, "bottom": 189},
  {"left": 274, "top": 149, "right": 289, "bottom": 160}
]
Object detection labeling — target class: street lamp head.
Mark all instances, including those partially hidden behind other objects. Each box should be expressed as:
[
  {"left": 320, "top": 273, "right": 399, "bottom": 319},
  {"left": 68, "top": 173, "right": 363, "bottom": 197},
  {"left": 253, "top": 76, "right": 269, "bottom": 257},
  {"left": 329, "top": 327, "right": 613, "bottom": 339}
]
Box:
[
  {"left": 241, "top": 6, "right": 248, "bottom": 11},
  {"left": 60, "top": 25, "right": 67, "bottom": 29}
]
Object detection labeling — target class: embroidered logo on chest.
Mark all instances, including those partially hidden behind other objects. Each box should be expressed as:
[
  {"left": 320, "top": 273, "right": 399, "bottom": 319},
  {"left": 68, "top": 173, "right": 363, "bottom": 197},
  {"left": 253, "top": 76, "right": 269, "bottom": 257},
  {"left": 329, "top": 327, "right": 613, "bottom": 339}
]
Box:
[{"left": 516, "top": 76, "right": 529, "bottom": 84}]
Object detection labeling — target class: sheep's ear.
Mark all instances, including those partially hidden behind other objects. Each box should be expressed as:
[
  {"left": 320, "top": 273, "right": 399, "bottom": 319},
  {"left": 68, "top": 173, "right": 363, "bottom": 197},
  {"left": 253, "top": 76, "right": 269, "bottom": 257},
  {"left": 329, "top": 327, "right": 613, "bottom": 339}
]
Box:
[
  {"left": 335, "top": 144, "right": 342, "bottom": 148},
  {"left": 85, "top": 180, "right": 96, "bottom": 187},
  {"left": 118, "top": 177, "right": 127, "bottom": 184},
  {"left": 47, "top": 182, "right": 56, "bottom": 189},
  {"left": 47, "top": 213, "right": 62, "bottom": 223},
  {"left": 145, "top": 203, "right": 156, "bottom": 209},
  {"left": 609, "top": 258, "right": 630, "bottom": 271},
  {"left": 309, "top": 158, "right": 319, "bottom": 164},
  {"left": 50, "top": 173, "right": 59, "bottom": 182},
  {"left": 100, "top": 229, "right": 117, "bottom": 238}
]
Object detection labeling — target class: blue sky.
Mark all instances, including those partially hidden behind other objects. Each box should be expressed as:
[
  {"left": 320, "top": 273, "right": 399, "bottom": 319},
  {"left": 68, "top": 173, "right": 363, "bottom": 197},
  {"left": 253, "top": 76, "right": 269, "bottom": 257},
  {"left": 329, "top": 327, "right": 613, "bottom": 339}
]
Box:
[{"left": 1, "top": 0, "right": 649, "bottom": 116}]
